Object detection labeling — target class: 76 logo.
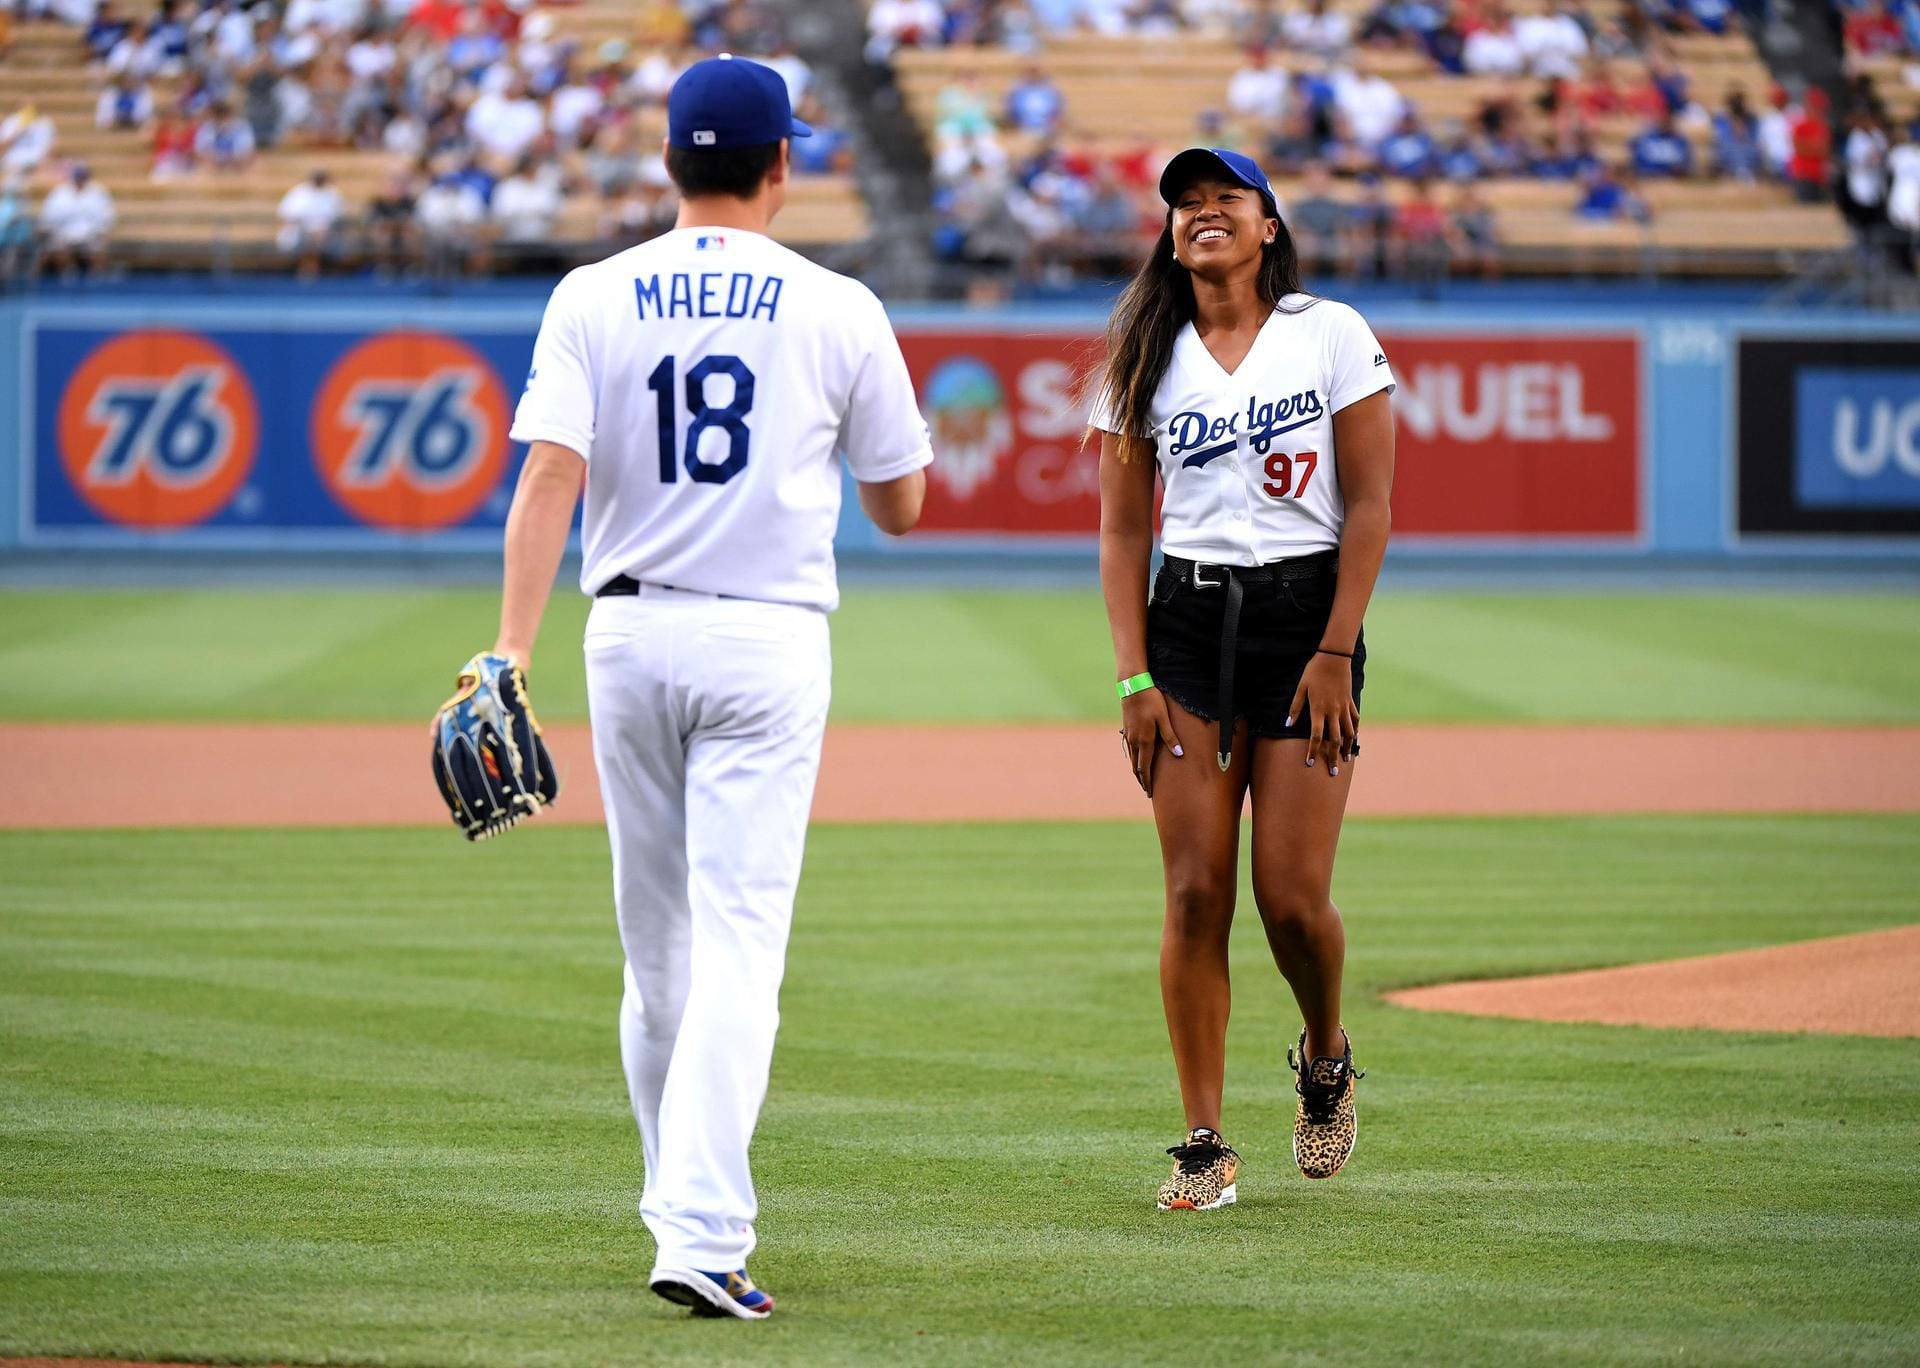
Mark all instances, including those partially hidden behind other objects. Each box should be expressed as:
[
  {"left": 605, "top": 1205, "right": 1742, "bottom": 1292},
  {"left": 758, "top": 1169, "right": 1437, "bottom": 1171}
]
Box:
[
  {"left": 1262, "top": 448, "right": 1319, "bottom": 501},
  {"left": 338, "top": 370, "right": 490, "bottom": 487},
  {"left": 84, "top": 366, "right": 234, "bottom": 485}
]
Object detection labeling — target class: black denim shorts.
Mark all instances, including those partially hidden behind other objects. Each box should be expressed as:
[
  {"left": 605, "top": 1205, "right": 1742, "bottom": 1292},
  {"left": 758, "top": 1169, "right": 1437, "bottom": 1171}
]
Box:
[{"left": 1145, "top": 549, "right": 1366, "bottom": 742}]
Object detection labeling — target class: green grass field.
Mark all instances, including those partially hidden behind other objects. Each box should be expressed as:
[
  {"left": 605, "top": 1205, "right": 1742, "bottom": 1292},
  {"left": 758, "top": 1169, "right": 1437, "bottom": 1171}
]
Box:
[
  {"left": 4, "top": 819, "right": 1918, "bottom": 1366},
  {"left": 5, "top": 586, "right": 1919, "bottom": 1365},
  {"left": 4, "top": 588, "right": 1919, "bottom": 724}
]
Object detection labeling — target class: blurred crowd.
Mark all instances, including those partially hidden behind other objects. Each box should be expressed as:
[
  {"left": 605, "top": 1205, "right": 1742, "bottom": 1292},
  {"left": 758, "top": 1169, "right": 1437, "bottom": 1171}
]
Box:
[
  {"left": 1837, "top": 1, "right": 1920, "bottom": 268},
  {"left": 901, "top": 0, "right": 1920, "bottom": 287},
  {"left": 0, "top": 0, "right": 853, "bottom": 277},
  {"left": 1840, "top": 0, "right": 1920, "bottom": 58},
  {"left": 3, "top": 0, "right": 1919, "bottom": 283},
  {"left": 872, "top": 0, "right": 1773, "bottom": 56}
]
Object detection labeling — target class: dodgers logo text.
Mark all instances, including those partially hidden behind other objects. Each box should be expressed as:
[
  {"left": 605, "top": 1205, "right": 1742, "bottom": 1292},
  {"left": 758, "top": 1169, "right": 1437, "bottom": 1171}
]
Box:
[{"left": 1167, "top": 390, "right": 1324, "bottom": 468}]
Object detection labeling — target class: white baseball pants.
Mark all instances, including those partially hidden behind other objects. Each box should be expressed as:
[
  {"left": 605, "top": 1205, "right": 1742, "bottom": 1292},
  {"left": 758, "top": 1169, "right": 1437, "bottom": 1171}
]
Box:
[{"left": 583, "top": 584, "right": 830, "bottom": 1275}]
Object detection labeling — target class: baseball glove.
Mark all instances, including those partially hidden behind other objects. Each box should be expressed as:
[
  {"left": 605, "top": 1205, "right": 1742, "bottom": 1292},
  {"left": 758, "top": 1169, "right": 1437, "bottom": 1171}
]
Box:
[{"left": 430, "top": 652, "right": 559, "bottom": 841}]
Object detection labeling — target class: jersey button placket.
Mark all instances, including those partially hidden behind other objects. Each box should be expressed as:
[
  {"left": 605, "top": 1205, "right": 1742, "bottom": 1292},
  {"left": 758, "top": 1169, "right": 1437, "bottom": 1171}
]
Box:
[{"left": 1229, "top": 426, "right": 1262, "bottom": 563}]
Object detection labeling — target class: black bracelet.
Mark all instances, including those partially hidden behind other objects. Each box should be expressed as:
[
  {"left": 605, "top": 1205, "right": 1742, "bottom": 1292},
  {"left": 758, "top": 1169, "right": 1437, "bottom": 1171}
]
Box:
[{"left": 1316, "top": 646, "right": 1355, "bottom": 659}]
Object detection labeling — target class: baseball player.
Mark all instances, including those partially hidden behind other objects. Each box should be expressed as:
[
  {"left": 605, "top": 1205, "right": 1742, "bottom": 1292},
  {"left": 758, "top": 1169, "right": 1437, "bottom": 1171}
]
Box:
[{"left": 490, "top": 56, "right": 931, "bottom": 1319}]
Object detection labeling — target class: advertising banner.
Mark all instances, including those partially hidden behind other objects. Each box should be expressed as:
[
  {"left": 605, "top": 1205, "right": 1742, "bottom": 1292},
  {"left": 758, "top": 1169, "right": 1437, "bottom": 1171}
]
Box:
[
  {"left": 29, "top": 321, "right": 531, "bottom": 541},
  {"left": 898, "top": 327, "right": 1642, "bottom": 540},
  {"left": 900, "top": 330, "right": 1101, "bottom": 535},
  {"left": 1385, "top": 333, "right": 1640, "bottom": 537},
  {"left": 23, "top": 315, "right": 1641, "bottom": 545},
  {"left": 1738, "top": 336, "right": 1920, "bottom": 537}
]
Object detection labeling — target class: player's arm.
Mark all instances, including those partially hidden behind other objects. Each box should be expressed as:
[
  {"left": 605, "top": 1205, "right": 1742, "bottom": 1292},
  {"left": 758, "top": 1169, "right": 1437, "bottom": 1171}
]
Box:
[
  {"left": 1289, "top": 388, "right": 1392, "bottom": 777},
  {"left": 497, "top": 269, "right": 595, "bottom": 673},
  {"left": 841, "top": 292, "right": 934, "bottom": 536},
  {"left": 1322, "top": 389, "right": 1393, "bottom": 657},
  {"left": 493, "top": 440, "right": 584, "bottom": 674},
  {"left": 1098, "top": 428, "right": 1182, "bottom": 794},
  {"left": 1097, "top": 429, "right": 1155, "bottom": 682},
  {"left": 856, "top": 470, "right": 926, "bottom": 536}
]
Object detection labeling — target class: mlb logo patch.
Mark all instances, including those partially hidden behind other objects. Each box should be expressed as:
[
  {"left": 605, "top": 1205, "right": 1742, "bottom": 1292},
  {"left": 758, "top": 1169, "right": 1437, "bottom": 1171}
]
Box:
[{"left": 695, "top": 234, "right": 728, "bottom": 251}]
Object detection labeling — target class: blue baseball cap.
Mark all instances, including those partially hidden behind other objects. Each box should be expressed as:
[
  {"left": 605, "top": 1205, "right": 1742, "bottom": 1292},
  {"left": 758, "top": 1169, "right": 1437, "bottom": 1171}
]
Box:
[
  {"left": 668, "top": 54, "right": 812, "bottom": 150},
  {"left": 1158, "top": 146, "right": 1277, "bottom": 213}
]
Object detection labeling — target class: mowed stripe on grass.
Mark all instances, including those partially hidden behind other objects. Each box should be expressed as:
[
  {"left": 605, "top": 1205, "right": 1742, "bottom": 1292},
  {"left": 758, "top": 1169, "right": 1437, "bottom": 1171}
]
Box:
[
  {"left": 4, "top": 588, "right": 1919, "bottom": 725},
  {"left": 3, "top": 818, "right": 1917, "bottom": 1366}
]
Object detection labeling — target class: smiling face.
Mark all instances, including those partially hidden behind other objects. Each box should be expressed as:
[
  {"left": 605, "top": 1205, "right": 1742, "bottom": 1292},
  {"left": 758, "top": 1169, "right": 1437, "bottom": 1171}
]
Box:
[{"left": 1168, "top": 174, "right": 1278, "bottom": 280}]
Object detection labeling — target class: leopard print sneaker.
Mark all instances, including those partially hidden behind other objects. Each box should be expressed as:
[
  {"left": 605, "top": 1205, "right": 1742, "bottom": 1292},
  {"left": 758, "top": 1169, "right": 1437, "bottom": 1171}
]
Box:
[
  {"left": 1290, "top": 1030, "right": 1362, "bottom": 1180},
  {"left": 1156, "top": 1126, "right": 1239, "bottom": 1210}
]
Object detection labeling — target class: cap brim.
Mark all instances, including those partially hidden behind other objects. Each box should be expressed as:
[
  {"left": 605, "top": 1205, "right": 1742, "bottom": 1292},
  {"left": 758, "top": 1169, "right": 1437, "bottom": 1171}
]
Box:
[
  {"left": 789, "top": 117, "right": 813, "bottom": 139},
  {"left": 1158, "top": 147, "right": 1270, "bottom": 207},
  {"left": 1159, "top": 148, "right": 1239, "bottom": 204}
]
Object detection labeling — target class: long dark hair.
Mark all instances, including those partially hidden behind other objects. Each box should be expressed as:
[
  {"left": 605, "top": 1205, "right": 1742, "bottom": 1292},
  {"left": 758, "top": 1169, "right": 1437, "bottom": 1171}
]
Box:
[{"left": 1088, "top": 205, "right": 1307, "bottom": 461}]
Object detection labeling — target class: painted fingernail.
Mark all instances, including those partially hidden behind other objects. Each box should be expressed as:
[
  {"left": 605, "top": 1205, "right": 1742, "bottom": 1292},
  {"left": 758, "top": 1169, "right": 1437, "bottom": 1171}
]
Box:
[
  {"left": 1331, "top": 766, "right": 1340, "bottom": 776},
  {"left": 1306, "top": 756, "right": 1315, "bottom": 767},
  {"left": 1284, "top": 715, "right": 1293, "bottom": 727},
  {"left": 1172, "top": 745, "right": 1184, "bottom": 757}
]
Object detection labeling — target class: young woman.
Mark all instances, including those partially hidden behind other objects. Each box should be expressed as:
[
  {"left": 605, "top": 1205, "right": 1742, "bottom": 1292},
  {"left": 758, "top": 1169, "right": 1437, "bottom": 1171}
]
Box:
[{"left": 1089, "top": 147, "right": 1394, "bottom": 1210}]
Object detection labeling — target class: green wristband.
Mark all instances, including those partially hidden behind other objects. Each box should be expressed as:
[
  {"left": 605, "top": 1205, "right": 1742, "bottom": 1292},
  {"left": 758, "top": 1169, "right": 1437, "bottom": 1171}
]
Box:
[{"left": 1116, "top": 671, "right": 1156, "bottom": 699}]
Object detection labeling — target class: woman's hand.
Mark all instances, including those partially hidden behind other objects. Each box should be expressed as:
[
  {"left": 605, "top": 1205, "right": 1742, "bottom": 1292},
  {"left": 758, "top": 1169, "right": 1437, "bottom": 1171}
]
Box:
[
  {"left": 1119, "top": 687, "right": 1184, "bottom": 797},
  {"left": 1287, "top": 653, "right": 1358, "bottom": 777}
]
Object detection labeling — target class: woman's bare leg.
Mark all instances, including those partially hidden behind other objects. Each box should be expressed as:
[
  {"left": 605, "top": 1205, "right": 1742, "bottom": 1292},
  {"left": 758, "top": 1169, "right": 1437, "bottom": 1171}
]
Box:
[
  {"left": 1149, "top": 693, "right": 1252, "bottom": 1131},
  {"left": 1248, "top": 738, "right": 1355, "bottom": 1062}
]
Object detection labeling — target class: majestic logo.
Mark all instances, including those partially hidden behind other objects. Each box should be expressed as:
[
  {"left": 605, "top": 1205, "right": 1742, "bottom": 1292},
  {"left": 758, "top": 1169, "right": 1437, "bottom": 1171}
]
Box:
[
  {"left": 1167, "top": 390, "right": 1324, "bottom": 469},
  {"left": 921, "top": 356, "right": 1012, "bottom": 499},
  {"left": 57, "top": 328, "right": 260, "bottom": 528},
  {"left": 311, "top": 331, "right": 510, "bottom": 530}
]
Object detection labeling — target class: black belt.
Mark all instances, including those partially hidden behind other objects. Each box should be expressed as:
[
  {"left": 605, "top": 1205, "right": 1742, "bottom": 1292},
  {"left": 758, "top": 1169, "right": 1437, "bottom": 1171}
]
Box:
[
  {"left": 595, "top": 574, "right": 741, "bottom": 600},
  {"left": 1216, "top": 572, "right": 1244, "bottom": 771},
  {"left": 1159, "top": 551, "right": 1337, "bottom": 589},
  {"left": 1162, "top": 552, "right": 1338, "bottom": 771}
]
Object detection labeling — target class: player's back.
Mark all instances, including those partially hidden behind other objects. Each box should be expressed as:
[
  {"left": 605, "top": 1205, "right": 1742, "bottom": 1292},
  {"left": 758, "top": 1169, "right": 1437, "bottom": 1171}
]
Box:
[{"left": 510, "top": 226, "right": 924, "bottom": 611}]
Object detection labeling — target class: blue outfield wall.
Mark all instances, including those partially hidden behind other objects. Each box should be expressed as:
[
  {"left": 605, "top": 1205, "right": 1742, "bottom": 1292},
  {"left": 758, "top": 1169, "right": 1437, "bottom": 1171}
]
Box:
[{"left": 2, "top": 292, "right": 1917, "bottom": 562}]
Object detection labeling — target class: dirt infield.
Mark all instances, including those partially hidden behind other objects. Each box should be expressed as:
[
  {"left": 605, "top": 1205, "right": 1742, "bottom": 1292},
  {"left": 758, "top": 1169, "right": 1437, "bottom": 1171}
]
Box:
[
  {"left": 10, "top": 722, "right": 1920, "bottom": 829},
  {"left": 1387, "top": 925, "right": 1920, "bottom": 1038}
]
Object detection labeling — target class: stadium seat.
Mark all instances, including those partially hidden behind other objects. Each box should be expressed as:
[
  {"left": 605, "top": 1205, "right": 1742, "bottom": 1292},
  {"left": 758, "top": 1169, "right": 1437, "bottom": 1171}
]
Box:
[
  {"left": 2, "top": 18, "right": 868, "bottom": 269},
  {"left": 888, "top": 12, "right": 1848, "bottom": 277}
]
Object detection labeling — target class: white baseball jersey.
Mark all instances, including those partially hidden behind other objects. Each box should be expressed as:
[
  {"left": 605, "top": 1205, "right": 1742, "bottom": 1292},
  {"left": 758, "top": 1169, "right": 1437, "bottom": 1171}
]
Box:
[
  {"left": 509, "top": 226, "right": 934, "bottom": 610},
  {"left": 1091, "top": 294, "right": 1393, "bottom": 564}
]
